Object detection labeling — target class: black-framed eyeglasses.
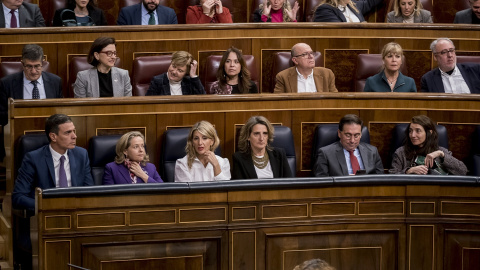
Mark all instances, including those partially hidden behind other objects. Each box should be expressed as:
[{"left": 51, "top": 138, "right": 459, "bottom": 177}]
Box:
[
  {"left": 294, "top": 51, "right": 315, "bottom": 58},
  {"left": 99, "top": 51, "right": 117, "bottom": 57},
  {"left": 23, "top": 64, "right": 43, "bottom": 70},
  {"left": 434, "top": 48, "right": 455, "bottom": 56}
]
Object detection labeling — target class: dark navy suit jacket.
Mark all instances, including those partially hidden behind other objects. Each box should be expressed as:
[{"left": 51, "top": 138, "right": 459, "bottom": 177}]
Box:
[
  {"left": 146, "top": 73, "right": 205, "bottom": 96},
  {"left": 313, "top": 0, "right": 383, "bottom": 22},
  {"left": 102, "top": 162, "right": 163, "bottom": 184},
  {"left": 420, "top": 63, "right": 480, "bottom": 93},
  {"left": 117, "top": 3, "right": 177, "bottom": 25},
  {"left": 232, "top": 147, "right": 292, "bottom": 180},
  {"left": 0, "top": 71, "right": 63, "bottom": 126},
  {"left": 12, "top": 145, "right": 94, "bottom": 210}
]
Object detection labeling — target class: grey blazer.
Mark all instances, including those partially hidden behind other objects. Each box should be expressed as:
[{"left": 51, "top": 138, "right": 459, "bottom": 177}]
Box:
[
  {"left": 386, "top": 9, "right": 432, "bottom": 23},
  {"left": 454, "top": 9, "right": 473, "bottom": 24},
  {"left": 313, "top": 141, "right": 384, "bottom": 177},
  {"left": 74, "top": 67, "right": 132, "bottom": 98},
  {"left": 0, "top": 2, "right": 45, "bottom": 27}
]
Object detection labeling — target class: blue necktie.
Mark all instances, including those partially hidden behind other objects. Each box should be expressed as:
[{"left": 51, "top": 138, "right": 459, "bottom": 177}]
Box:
[
  {"left": 31, "top": 80, "right": 40, "bottom": 99},
  {"left": 59, "top": 155, "right": 68, "bottom": 188}
]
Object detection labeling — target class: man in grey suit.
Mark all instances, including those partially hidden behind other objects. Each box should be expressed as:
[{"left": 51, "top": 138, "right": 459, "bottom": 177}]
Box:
[
  {"left": 0, "top": 0, "right": 45, "bottom": 28},
  {"left": 454, "top": 0, "right": 480, "bottom": 24},
  {"left": 313, "top": 114, "right": 384, "bottom": 177}
]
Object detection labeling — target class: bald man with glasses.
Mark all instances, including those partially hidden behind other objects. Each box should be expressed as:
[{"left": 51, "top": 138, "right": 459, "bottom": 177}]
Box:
[
  {"left": 274, "top": 43, "right": 338, "bottom": 93},
  {"left": 421, "top": 38, "right": 480, "bottom": 94}
]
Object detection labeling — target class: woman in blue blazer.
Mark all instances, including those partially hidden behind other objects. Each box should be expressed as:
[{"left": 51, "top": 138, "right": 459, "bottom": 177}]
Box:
[
  {"left": 364, "top": 42, "right": 416, "bottom": 92},
  {"left": 103, "top": 131, "right": 162, "bottom": 184}
]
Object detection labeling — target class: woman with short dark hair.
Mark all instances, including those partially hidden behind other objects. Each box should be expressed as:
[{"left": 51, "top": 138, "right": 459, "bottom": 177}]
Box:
[{"left": 74, "top": 37, "right": 132, "bottom": 97}]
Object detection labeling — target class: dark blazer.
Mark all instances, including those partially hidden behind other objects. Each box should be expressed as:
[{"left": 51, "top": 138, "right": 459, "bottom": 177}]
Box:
[
  {"left": 232, "top": 147, "right": 292, "bottom": 179},
  {"left": 454, "top": 9, "right": 474, "bottom": 24},
  {"left": 313, "top": 141, "right": 384, "bottom": 176},
  {"left": 386, "top": 9, "right": 432, "bottom": 23},
  {"left": 313, "top": 0, "right": 383, "bottom": 22},
  {"left": 102, "top": 162, "right": 163, "bottom": 184},
  {"left": 52, "top": 6, "right": 108, "bottom": 26},
  {"left": 146, "top": 73, "right": 206, "bottom": 96},
  {"left": 12, "top": 145, "right": 94, "bottom": 210},
  {"left": 0, "top": 71, "right": 63, "bottom": 126},
  {"left": 364, "top": 71, "right": 416, "bottom": 92},
  {"left": 117, "top": 3, "right": 177, "bottom": 25},
  {"left": 0, "top": 2, "right": 45, "bottom": 27},
  {"left": 420, "top": 63, "right": 480, "bottom": 93}
]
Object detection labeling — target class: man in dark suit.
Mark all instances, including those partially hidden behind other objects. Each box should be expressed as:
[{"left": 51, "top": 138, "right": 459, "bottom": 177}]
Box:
[
  {"left": 12, "top": 114, "right": 94, "bottom": 211},
  {"left": 274, "top": 43, "right": 337, "bottom": 93},
  {"left": 421, "top": 38, "right": 480, "bottom": 94},
  {"left": 117, "top": 0, "right": 177, "bottom": 25},
  {"left": 0, "top": 44, "right": 63, "bottom": 127},
  {"left": 313, "top": 114, "right": 384, "bottom": 177},
  {"left": 454, "top": 0, "right": 480, "bottom": 24},
  {"left": 0, "top": 0, "right": 45, "bottom": 27}
]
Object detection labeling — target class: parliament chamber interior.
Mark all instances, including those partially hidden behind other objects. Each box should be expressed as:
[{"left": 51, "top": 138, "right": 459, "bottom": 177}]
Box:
[{"left": 1, "top": 0, "right": 480, "bottom": 269}]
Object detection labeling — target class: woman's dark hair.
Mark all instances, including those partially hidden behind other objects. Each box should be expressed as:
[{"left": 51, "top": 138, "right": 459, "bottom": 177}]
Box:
[
  {"left": 87, "top": 36, "right": 116, "bottom": 66},
  {"left": 404, "top": 115, "right": 439, "bottom": 161},
  {"left": 216, "top": 47, "right": 252, "bottom": 94},
  {"left": 67, "top": 0, "right": 98, "bottom": 10}
]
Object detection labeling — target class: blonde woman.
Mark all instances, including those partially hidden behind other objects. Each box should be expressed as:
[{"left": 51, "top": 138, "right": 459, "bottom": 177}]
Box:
[
  {"left": 175, "top": 121, "right": 231, "bottom": 182},
  {"left": 253, "top": 0, "right": 300, "bottom": 22},
  {"left": 386, "top": 0, "right": 432, "bottom": 23},
  {"left": 103, "top": 131, "right": 163, "bottom": 184},
  {"left": 313, "top": 0, "right": 382, "bottom": 22}
]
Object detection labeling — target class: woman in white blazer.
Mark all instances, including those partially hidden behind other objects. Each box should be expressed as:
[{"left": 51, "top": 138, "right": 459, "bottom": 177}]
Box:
[{"left": 74, "top": 37, "right": 132, "bottom": 98}]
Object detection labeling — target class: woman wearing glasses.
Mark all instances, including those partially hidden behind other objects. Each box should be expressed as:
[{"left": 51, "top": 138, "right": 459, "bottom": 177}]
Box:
[{"left": 74, "top": 37, "right": 132, "bottom": 97}]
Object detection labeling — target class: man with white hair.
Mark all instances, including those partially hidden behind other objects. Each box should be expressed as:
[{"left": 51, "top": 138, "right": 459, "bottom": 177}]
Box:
[{"left": 420, "top": 38, "right": 480, "bottom": 94}]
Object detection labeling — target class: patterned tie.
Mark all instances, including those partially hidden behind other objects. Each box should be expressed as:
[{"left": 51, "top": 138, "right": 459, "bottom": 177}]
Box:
[
  {"left": 10, "top": 9, "right": 17, "bottom": 28},
  {"left": 348, "top": 150, "right": 360, "bottom": 175},
  {"left": 59, "top": 155, "right": 68, "bottom": 188},
  {"left": 31, "top": 80, "right": 40, "bottom": 99},
  {"left": 148, "top": 12, "right": 155, "bottom": 25}
]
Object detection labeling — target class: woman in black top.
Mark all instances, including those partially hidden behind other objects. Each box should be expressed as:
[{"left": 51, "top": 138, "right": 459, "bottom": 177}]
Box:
[
  {"left": 53, "top": 0, "right": 107, "bottom": 26},
  {"left": 211, "top": 47, "right": 258, "bottom": 94}
]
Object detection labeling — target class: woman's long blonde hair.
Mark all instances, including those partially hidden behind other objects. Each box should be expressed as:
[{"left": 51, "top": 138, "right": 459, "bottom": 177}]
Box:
[
  {"left": 259, "top": 0, "right": 296, "bottom": 22},
  {"left": 315, "top": 0, "right": 360, "bottom": 15},
  {"left": 185, "top": 121, "right": 220, "bottom": 169}
]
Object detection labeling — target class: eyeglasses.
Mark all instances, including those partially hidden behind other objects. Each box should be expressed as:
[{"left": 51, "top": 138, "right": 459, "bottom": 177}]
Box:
[
  {"left": 99, "top": 51, "right": 117, "bottom": 57},
  {"left": 342, "top": 132, "right": 361, "bottom": 140},
  {"left": 294, "top": 51, "right": 315, "bottom": 58},
  {"left": 23, "top": 64, "right": 42, "bottom": 70},
  {"left": 434, "top": 48, "right": 455, "bottom": 56}
]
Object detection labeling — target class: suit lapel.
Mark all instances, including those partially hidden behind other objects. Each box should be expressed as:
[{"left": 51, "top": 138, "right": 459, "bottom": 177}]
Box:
[
  {"left": 242, "top": 153, "right": 257, "bottom": 179},
  {"left": 312, "top": 69, "right": 324, "bottom": 92},
  {"left": 118, "top": 163, "right": 133, "bottom": 184},
  {"left": 433, "top": 69, "right": 445, "bottom": 93},
  {"left": 288, "top": 68, "right": 298, "bottom": 93},
  {"left": 43, "top": 73, "right": 53, "bottom": 98},
  {"left": 13, "top": 73, "right": 24, "bottom": 99},
  {"left": 135, "top": 4, "right": 142, "bottom": 25},
  {"left": 44, "top": 146, "right": 56, "bottom": 187},
  {"left": 68, "top": 149, "right": 77, "bottom": 186},
  {"left": 267, "top": 150, "right": 279, "bottom": 178},
  {"left": 335, "top": 143, "right": 348, "bottom": 175},
  {"left": 89, "top": 69, "right": 100, "bottom": 97},
  {"left": 111, "top": 68, "right": 121, "bottom": 97},
  {"left": 357, "top": 143, "right": 370, "bottom": 173},
  {"left": 0, "top": 8, "right": 5, "bottom": 28}
]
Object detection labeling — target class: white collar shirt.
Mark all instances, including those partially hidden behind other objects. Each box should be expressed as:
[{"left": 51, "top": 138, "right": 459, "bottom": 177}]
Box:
[
  {"left": 174, "top": 155, "right": 231, "bottom": 182},
  {"left": 141, "top": 4, "right": 157, "bottom": 25},
  {"left": 296, "top": 68, "right": 316, "bottom": 93},
  {"left": 49, "top": 145, "right": 72, "bottom": 187},
  {"left": 339, "top": 5, "right": 361, "bottom": 22},
  {"left": 2, "top": 4, "right": 19, "bottom": 28},
  {"left": 440, "top": 65, "right": 471, "bottom": 94}
]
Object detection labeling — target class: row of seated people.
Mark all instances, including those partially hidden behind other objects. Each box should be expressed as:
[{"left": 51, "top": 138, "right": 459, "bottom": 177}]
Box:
[
  {"left": 1, "top": 0, "right": 477, "bottom": 27},
  {"left": 10, "top": 112, "right": 480, "bottom": 270},
  {"left": 12, "top": 113, "right": 480, "bottom": 212}
]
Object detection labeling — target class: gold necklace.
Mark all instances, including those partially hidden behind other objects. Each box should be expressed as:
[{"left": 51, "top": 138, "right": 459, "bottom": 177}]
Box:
[{"left": 252, "top": 153, "right": 269, "bottom": 169}]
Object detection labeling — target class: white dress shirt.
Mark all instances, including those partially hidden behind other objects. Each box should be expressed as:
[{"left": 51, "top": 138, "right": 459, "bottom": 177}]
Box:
[
  {"left": 2, "top": 4, "right": 19, "bottom": 28},
  {"left": 296, "top": 68, "right": 316, "bottom": 93},
  {"left": 440, "top": 65, "right": 471, "bottom": 94},
  {"left": 49, "top": 145, "right": 72, "bottom": 187},
  {"left": 174, "top": 155, "right": 231, "bottom": 182},
  {"left": 253, "top": 159, "right": 274, "bottom": 179},
  {"left": 23, "top": 74, "right": 47, "bottom": 99},
  {"left": 339, "top": 5, "right": 361, "bottom": 22},
  {"left": 343, "top": 148, "right": 365, "bottom": 175}
]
